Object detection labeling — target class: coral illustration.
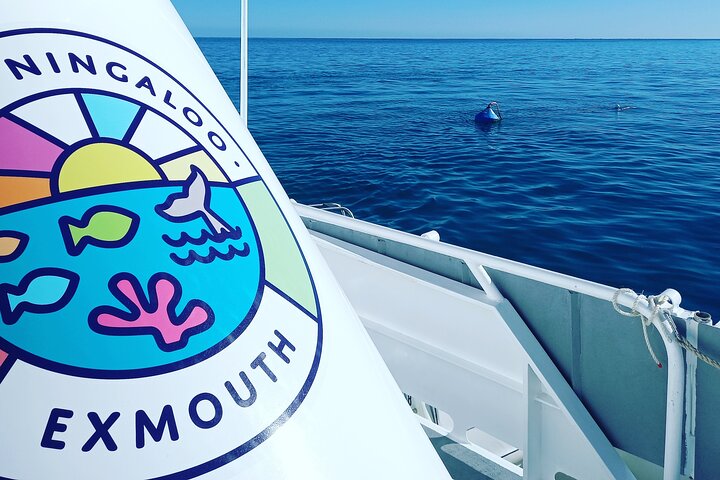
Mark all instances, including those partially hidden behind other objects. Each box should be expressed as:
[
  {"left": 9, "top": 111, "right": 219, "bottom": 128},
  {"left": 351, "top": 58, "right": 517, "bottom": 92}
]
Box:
[{"left": 90, "top": 272, "right": 214, "bottom": 351}]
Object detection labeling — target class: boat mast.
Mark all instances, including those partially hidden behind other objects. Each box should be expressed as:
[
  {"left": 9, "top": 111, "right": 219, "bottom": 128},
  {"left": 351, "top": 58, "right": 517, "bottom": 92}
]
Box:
[{"left": 240, "top": 0, "right": 248, "bottom": 125}]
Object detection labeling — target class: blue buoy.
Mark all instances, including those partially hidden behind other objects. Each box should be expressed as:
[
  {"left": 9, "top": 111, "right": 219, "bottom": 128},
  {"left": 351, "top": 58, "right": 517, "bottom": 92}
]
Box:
[{"left": 475, "top": 101, "right": 502, "bottom": 123}]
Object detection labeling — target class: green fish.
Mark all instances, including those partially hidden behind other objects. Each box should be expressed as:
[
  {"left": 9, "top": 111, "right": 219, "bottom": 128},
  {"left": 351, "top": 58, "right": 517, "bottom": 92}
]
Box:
[{"left": 59, "top": 206, "right": 140, "bottom": 256}]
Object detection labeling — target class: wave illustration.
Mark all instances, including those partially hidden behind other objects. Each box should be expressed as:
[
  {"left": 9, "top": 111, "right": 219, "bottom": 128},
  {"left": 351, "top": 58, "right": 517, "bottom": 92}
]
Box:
[
  {"left": 162, "top": 226, "right": 243, "bottom": 248},
  {"left": 170, "top": 242, "right": 251, "bottom": 266}
]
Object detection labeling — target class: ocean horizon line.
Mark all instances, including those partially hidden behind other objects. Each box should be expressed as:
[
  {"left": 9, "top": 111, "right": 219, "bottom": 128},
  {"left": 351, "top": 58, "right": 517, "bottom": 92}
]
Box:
[{"left": 195, "top": 36, "right": 720, "bottom": 41}]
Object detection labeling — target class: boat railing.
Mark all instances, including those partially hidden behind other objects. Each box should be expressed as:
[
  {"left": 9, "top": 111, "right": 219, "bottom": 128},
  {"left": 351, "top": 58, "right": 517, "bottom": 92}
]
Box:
[
  {"left": 295, "top": 202, "right": 696, "bottom": 318},
  {"left": 295, "top": 202, "right": 719, "bottom": 480},
  {"left": 304, "top": 202, "right": 355, "bottom": 218}
]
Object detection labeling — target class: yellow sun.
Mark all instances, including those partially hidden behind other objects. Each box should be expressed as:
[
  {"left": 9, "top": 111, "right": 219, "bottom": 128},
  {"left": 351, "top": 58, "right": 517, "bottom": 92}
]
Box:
[{"left": 56, "top": 143, "right": 161, "bottom": 193}]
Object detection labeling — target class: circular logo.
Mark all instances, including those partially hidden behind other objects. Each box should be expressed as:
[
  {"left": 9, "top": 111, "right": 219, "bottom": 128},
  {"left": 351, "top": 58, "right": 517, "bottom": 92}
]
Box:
[
  {"left": 0, "top": 29, "right": 321, "bottom": 479},
  {"left": 1, "top": 88, "right": 265, "bottom": 377}
]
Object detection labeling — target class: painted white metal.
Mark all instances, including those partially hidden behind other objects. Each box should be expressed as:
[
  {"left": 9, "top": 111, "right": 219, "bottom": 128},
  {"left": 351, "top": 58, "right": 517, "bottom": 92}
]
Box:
[
  {"left": 312, "top": 232, "right": 637, "bottom": 479},
  {"left": 0, "top": 2, "right": 453, "bottom": 478},
  {"left": 298, "top": 204, "right": 689, "bottom": 479},
  {"left": 240, "top": 0, "right": 248, "bottom": 124},
  {"left": 420, "top": 416, "right": 525, "bottom": 478},
  {"left": 420, "top": 230, "right": 440, "bottom": 241},
  {"left": 648, "top": 301, "right": 685, "bottom": 480},
  {"left": 682, "top": 319, "right": 698, "bottom": 478}
]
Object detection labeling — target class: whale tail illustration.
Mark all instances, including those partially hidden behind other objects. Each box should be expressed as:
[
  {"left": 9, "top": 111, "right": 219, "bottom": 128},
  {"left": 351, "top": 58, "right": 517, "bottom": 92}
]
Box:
[
  {"left": 160, "top": 168, "right": 207, "bottom": 219},
  {"left": 156, "top": 168, "right": 230, "bottom": 234}
]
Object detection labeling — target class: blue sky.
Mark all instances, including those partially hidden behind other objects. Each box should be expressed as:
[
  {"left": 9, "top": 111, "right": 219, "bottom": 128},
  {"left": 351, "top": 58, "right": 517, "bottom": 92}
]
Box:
[{"left": 172, "top": 0, "right": 720, "bottom": 39}]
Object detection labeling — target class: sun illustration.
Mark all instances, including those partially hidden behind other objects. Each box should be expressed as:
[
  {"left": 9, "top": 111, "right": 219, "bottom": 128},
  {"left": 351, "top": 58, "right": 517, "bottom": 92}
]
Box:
[
  {"left": 56, "top": 142, "right": 162, "bottom": 193},
  {"left": 0, "top": 90, "right": 227, "bottom": 209}
]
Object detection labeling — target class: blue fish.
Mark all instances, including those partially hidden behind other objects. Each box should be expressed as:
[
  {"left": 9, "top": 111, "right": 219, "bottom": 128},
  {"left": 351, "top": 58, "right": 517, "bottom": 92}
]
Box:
[{"left": 0, "top": 268, "right": 79, "bottom": 325}]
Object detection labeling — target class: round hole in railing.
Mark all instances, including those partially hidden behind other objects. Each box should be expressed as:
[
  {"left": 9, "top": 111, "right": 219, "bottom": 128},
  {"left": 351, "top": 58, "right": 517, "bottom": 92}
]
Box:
[{"left": 695, "top": 311, "right": 712, "bottom": 324}]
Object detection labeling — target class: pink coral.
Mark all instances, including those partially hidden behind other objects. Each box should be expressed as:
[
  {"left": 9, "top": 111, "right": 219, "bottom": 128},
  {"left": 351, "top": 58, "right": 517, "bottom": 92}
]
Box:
[{"left": 91, "top": 273, "right": 213, "bottom": 351}]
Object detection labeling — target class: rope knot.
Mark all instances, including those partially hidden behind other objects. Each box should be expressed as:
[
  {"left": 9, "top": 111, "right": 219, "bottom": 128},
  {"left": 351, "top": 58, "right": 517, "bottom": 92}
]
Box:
[
  {"left": 612, "top": 288, "right": 720, "bottom": 371},
  {"left": 612, "top": 288, "right": 663, "bottom": 368}
]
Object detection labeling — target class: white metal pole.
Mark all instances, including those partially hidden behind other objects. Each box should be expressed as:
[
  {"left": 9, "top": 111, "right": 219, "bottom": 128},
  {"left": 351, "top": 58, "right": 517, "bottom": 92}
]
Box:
[
  {"left": 682, "top": 319, "right": 699, "bottom": 478},
  {"left": 656, "top": 315, "right": 685, "bottom": 480},
  {"left": 240, "top": 0, "right": 248, "bottom": 124}
]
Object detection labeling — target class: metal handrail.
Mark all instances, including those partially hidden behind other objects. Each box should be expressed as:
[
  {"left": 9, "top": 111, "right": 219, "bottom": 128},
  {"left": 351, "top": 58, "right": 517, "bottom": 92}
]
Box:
[{"left": 305, "top": 202, "right": 355, "bottom": 218}]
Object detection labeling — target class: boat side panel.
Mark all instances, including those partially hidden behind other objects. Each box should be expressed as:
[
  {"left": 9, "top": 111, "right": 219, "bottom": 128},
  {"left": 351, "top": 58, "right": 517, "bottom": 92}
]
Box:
[
  {"left": 694, "top": 324, "right": 720, "bottom": 480},
  {"left": 302, "top": 218, "right": 484, "bottom": 290},
  {"left": 486, "top": 268, "right": 668, "bottom": 467},
  {"left": 303, "top": 213, "right": 720, "bottom": 473}
]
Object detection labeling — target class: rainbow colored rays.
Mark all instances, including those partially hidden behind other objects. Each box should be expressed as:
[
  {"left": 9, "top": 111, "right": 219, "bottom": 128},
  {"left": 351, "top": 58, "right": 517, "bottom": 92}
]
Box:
[
  {"left": 0, "top": 91, "right": 227, "bottom": 210},
  {"left": 0, "top": 116, "right": 56, "bottom": 208}
]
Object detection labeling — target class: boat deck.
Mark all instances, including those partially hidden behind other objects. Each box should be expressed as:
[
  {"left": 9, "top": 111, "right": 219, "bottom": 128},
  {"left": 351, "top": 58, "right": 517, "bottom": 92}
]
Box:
[{"left": 422, "top": 422, "right": 521, "bottom": 480}]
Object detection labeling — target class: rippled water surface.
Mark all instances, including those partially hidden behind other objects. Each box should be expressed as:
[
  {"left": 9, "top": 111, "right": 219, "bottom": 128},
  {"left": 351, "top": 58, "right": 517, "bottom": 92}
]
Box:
[{"left": 199, "top": 38, "right": 720, "bottom": 315}]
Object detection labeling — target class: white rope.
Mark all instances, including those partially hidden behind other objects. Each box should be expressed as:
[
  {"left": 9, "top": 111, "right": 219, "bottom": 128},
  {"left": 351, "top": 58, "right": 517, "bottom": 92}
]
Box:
[
  {"left": 612, "top": 288, "right": 720, "bottom": 370},
  {"left": 612, "top": 288, "right": 662, "bottom": 368}
]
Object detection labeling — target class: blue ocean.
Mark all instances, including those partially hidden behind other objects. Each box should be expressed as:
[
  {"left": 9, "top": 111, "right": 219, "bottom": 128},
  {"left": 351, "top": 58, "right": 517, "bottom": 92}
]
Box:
[{"left": 198, "top": 38, "right": 720, "bottom": 316}]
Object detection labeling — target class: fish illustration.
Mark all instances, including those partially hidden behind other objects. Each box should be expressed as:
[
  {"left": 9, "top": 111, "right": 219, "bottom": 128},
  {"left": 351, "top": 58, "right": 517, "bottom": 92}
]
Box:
[
  {"left": 0, "top": 267, "right": 80, "bottom": 325},
  {"left": 155, "top": 167, "right": 231, "bottom": 235},
  {"left": 59, "top": 205, "right": 140, "bottom": 256},
  {"left": 0, "top": 230, "right": 29, "bottom": 263}
]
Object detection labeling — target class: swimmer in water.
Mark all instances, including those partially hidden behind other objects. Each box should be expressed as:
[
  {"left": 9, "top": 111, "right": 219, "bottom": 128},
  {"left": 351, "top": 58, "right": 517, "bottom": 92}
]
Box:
[{"left": 614, "top": 104, "right": 632, "bottom": 111}]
